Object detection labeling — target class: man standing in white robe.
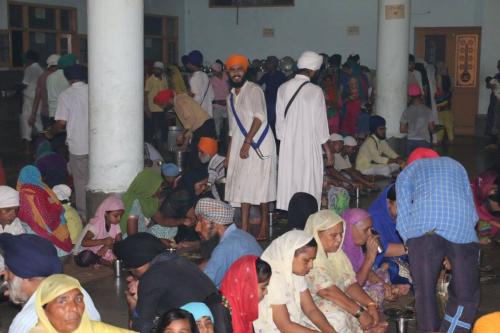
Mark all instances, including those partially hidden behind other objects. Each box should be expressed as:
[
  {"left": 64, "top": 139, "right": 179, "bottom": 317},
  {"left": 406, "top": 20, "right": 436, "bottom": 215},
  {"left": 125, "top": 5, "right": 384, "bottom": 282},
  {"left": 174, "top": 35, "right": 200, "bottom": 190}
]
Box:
[
  {"left": 276, "top": 51, "right": 333, "bottom": 210},
  {"left": 224, "top": 54, "right": 277, "bottom": 240}
]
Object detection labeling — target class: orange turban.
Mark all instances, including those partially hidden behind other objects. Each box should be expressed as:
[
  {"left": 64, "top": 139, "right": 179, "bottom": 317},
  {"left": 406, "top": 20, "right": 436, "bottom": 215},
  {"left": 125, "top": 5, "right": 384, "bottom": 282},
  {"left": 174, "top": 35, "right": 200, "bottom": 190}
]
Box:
[
  {"left": 225, "top": 54, "right": 249, "bottom": 72},
  {"left": 473, "top": 312, "right": 500, "bottom": 333},
  {"left": 198, "top": 137, "right": 218, "bottom": 156}
]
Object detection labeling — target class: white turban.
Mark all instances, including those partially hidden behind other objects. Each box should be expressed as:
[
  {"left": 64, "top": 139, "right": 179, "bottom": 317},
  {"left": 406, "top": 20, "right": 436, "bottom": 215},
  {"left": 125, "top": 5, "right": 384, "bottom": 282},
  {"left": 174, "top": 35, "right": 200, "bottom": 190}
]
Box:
[
  {"left": 297, "top": 51, "right": 323, "bottom": 71},
  {"left": 328, "top": 133, "right": 344, "bottom": 142},
  {"left": 343, "top": 136, "right": 358, "bottom": 147},
  {"left": 52, "top": 184, "right": 72, "bottom": 202},
  {"left": 0, "top": 186, "right": 19, "bottom": 208}
]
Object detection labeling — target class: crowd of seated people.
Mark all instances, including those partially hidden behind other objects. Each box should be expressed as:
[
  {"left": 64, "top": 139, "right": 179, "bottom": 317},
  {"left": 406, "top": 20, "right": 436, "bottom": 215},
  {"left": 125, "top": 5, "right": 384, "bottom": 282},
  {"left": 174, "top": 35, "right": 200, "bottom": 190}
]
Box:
[{"left": 2, "top": 48, "right": 498, "bottom": 333}]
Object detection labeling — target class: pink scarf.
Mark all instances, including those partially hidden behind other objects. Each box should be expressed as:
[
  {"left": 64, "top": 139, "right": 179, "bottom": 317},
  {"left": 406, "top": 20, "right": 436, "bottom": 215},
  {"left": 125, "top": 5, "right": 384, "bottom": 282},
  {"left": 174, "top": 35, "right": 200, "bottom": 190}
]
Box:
[
  {"left": 82, "top": 196, "right": 124, "bottom": 260},
  {"left": 342, "top": 208, "right": 371, "bottom": 272}
]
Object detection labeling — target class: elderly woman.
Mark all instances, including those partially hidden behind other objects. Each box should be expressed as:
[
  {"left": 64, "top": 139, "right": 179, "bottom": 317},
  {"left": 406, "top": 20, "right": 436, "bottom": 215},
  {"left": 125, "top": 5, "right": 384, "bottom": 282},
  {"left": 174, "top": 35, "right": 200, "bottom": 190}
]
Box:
[
  {"left": 253, "top": 230, "right": 335, "bottom": 333},
  {"left": 29, "top": 274, "right": 133, "bottom": 333},
  {"left": 369, "top": 185, "right": 412, "bottom": 285},
  {"left": 342, "top": 208, "right": 404, "bottom": 307},
  {"left": 220, "top": 255, "right": 271, "bottom": 333},
  {"left": 304, "top": 210, "right": 388, "bottom": 333},
  {"left": 17, "top": 165, "right": 72, "bottom": 256}
]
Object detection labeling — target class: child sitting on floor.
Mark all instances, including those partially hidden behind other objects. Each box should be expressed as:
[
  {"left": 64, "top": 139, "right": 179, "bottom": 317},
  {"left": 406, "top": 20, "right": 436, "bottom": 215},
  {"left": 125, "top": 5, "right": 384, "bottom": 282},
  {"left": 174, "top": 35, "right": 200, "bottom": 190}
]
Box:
[
  {"left": 53, "top": 184, "right": 83, "bottom": 245},
  {"left": 74, "top": 195, "right": 124, "bottom": 267},
  {"left": 0, "top": 185, "right": 25, "bottom": 269}
]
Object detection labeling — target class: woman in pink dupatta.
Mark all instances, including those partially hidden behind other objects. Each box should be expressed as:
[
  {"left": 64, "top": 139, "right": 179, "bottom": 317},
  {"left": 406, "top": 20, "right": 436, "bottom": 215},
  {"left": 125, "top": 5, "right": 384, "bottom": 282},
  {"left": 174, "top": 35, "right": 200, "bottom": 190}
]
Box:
[
  {"left": 74, "top": 195, "right": 124, "bottom": 266},
  {"left": 471, "top": 170, "right": 500, "bottom": 241}
]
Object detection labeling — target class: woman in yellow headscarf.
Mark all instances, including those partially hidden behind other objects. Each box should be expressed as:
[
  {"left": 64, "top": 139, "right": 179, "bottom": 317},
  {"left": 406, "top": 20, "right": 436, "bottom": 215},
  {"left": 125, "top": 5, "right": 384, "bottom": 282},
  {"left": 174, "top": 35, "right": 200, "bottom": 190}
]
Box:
[
  {"left": 304, "top": 210, "right": 388, "bottom": 333},
  {"left": 30, "top": 274, "right": 135, "bottom": 333}
]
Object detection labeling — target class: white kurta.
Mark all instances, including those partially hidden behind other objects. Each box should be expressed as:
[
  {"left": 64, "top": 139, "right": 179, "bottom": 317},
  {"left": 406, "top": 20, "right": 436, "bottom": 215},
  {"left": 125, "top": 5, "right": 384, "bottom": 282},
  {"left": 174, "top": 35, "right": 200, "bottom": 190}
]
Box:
[
  {"left": 225, "top": 81, "right": 277, "bottom": 205},
  {"left": 275, "top": 75, "right": 330, "bottom": 210}
]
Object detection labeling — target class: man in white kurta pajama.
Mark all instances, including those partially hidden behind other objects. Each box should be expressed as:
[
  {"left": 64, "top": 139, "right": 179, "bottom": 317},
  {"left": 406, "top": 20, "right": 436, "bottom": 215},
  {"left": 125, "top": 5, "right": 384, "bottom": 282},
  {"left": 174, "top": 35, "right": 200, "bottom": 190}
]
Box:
[
  {"left": 276, "top": 51, "right": 333, "bottom": 211},
  {"left": 224, "top": 54, "right": 277, "bottom": 239}
]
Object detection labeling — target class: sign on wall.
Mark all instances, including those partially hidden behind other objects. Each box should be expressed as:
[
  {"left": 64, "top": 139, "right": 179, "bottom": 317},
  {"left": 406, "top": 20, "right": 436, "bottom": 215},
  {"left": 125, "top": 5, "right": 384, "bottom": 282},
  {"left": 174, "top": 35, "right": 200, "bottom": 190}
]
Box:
[{"left": 455, "top": 34, "right": 479, "bottom": 88}]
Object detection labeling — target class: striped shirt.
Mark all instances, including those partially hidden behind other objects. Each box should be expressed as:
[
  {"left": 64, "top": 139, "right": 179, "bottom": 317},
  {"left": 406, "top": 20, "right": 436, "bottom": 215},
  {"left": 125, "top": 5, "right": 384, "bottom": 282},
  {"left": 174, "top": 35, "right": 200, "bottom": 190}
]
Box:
[{"left": 396, "top": 157, "right": 478, "bottom": 244}]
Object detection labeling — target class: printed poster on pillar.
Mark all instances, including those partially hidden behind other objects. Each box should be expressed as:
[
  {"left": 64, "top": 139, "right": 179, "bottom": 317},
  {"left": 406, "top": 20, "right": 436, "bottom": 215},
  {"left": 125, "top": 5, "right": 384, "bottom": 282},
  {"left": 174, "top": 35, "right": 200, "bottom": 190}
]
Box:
[{"left": 455, "top": 34, "right": 478, "bottom": 88}]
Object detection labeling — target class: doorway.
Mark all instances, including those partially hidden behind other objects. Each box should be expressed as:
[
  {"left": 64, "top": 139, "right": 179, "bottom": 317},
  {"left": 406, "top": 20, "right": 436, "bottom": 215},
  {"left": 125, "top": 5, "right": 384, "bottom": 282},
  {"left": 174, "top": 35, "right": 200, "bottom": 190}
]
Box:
[{"left": 415, "top": 27, "right": 481, "bottom": 135}]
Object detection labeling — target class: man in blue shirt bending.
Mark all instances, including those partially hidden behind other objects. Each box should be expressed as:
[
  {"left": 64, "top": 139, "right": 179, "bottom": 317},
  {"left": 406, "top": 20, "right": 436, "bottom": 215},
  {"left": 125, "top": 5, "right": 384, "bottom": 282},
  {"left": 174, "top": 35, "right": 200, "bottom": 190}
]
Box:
[
  {"left": 195, "top": 198, "right": 262, "bottom": 287},
  {"left": 396, "top": 148, "right": 479, "bottom": 333}
]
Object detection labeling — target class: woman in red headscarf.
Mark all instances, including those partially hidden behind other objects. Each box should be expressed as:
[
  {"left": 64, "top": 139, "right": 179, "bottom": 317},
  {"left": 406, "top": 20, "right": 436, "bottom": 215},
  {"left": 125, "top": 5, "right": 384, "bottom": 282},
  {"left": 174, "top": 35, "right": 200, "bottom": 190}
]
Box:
[{"left": 220, "top": 255, "right": 271, "bottom": 333}]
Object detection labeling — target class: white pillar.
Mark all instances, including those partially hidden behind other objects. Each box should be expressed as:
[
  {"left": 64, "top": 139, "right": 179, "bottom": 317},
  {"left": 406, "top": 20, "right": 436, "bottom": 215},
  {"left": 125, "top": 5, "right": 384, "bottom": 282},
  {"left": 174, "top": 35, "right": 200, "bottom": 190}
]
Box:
[
  {"left": 375, "top": 0, "right": 410, "bottom": 138},
  {"left": 87, "top": 0, "right": 144, "bottom": 197}
]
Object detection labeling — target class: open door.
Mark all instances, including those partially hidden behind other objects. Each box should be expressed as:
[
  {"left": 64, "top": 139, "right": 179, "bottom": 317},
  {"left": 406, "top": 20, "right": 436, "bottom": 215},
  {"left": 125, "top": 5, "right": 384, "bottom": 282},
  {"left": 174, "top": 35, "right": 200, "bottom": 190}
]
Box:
[{"left": 415, "top": 27, "right": 481, "bottom": 135}]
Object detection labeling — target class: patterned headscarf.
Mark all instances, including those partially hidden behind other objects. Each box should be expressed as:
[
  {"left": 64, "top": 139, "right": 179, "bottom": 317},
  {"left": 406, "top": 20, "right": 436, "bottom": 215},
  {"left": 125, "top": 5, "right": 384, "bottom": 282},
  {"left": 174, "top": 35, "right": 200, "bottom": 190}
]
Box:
[
  {"left": 328, "top": 187, "right": 350, "bottom": 215},
  {"left": 195, "top": 198, "right": 234, "bottom": 225},
  {"left": 220, "top": 255, "right": 260, "bottom": 333}
]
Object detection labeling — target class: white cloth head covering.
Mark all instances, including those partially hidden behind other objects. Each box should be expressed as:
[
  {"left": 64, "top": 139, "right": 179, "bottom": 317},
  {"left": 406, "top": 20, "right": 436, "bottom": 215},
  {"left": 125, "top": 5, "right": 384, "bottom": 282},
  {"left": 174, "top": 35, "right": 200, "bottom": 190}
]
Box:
[
  {"left": 46, "top": 54, "right": 60, "bottom": 67},
  {"left": 297, "top": 51, "right": 323, "bottom": 71},
  {"left": 343, "top": 136, "right": 357, "bottom": 147},
  {"left": 0, "top": 186, "right": 19, "bottom": 208},
  {"left": 304, "top": 210, "right": 356, "bottom": 290},
  {"left": 52, "top": 184, "right": 72, "bottom": 202},
  {"left": 153, "top": 61, "right": 165, "bottom": 69},
  {"left": 328, "top": 133, "right": 344, "bottom": 142}
]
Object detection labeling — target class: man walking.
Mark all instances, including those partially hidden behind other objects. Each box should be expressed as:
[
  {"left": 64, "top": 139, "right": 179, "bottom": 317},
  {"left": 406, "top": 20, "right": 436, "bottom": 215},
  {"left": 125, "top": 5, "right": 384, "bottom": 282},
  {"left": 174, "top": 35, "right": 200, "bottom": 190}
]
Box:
[{"left": 275, "top": 51, "right": 333, "bottom": 210}]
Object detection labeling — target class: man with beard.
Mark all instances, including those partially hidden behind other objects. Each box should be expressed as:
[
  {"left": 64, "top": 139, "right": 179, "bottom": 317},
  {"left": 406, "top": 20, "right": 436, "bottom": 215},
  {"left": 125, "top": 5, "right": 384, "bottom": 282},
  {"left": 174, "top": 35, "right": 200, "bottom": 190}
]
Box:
[
  {"left": 0, "top": 233, "right": 100, "bottom": 333},
  {"left": 194, "top": 198, "right": 261, "bottom": 287},
  {"left": 224, "top": 54, "right": 277, "bottom": 240},
  {"left": 275, "top": 51, "right": 333, "bottom": 211},
  {"left": 355, "top": 115, "right": 403, "bottom": 177}
]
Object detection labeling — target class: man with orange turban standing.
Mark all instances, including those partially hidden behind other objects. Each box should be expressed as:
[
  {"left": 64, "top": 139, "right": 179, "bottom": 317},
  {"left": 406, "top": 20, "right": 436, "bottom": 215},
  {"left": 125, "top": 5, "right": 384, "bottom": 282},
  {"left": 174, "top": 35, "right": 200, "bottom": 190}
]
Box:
[{"left": 224, "top": 54, "right": 277, "bottom": 240}]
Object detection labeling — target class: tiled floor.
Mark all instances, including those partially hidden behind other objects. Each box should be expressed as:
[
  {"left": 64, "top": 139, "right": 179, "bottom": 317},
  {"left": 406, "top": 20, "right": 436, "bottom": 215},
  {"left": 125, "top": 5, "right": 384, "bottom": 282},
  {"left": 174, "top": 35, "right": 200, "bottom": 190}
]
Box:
[{"left": 1, "top": 95, "right": 499, "bottom": 332}]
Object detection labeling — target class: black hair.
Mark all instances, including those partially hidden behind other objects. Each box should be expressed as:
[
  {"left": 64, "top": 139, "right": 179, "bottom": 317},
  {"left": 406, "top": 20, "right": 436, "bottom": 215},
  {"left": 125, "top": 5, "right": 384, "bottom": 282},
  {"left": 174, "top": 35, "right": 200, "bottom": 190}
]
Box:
[
  {"left": 255, "top": 258, "right": 272, "bottom": 283},
  {"left": 342, "top": 62, "right": 351, "bottom": 69},
  {"left": 25, "top": 50, "right": 40, "bottom": 62},
  {"left": 294, "top": 238, "right": 317, "bottom": 257},
  {"left": 156, "top": 308, "right": 199, "bottom": 333},
  {"left": 387, "top": 184, "right": 396, "bottom": 201},
  {"left": 409, "top": 54, "right": 415, "bottom": 63}
]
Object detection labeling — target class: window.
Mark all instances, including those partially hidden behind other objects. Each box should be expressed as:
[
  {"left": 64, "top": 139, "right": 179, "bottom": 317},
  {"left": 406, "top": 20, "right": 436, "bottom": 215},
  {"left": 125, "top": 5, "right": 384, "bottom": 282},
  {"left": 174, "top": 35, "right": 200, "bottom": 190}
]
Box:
[
  {"left": 144, "top": 15, "right": 179, "bottom": 65},
  {"left": 5, "top": 2, "right": 77, "bottom": 68},
  {"left": 0, "top": 31, "right": 10, "bottom": 66}
]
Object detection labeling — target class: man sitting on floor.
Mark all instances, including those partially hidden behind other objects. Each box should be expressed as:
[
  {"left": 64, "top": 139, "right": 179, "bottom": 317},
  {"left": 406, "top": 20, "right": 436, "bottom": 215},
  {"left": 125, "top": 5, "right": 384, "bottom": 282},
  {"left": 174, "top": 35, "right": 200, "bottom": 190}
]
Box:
[
  {"left": 335, "top": 136, "right": 379, "bottom": 192},
  {"left": 355, "top": 115, "right": 403, "bottom": 178},
  {"left": 195, "top": 198, "right": 262, "bottom": 287},
  {"left": 198, "top": 137, "right": 226, "bottom": 200},
  {"left": 0, "top": 233, "right": 100, "bottom": 333}
]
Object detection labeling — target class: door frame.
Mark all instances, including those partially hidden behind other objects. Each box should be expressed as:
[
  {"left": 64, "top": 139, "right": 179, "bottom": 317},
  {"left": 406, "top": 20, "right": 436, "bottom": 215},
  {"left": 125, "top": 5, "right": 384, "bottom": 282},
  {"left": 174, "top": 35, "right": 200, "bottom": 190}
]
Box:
[{"left": 414, "top": 26, "right": 481, "bottom": 135}]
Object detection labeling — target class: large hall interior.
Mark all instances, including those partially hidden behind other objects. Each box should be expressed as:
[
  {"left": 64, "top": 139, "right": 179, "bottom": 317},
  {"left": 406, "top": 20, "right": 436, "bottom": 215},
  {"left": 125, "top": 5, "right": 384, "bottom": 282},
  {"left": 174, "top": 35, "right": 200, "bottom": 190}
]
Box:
[{"left": 1, "top": 1, "right": 500, "bottom": 333}]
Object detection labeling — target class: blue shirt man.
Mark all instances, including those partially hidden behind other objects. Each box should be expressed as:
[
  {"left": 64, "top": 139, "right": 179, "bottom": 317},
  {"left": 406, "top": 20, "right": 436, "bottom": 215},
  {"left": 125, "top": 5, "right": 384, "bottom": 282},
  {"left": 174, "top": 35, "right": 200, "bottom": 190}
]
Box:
[
  {"left": 258, "top": 56, "right": 287, "bottom": 135},
  {"left": 195, "top": 198, "right": 262, "bottom": 287},
  {"left": 395, "top": 152, "right": 479, "bottom": 333}
]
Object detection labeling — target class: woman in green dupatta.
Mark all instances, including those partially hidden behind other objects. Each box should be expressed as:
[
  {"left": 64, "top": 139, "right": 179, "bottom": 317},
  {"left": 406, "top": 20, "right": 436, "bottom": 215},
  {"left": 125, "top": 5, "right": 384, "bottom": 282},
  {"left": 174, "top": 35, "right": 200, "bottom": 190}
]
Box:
[{"left": 120, "top": 170, "right": 177, "bottom": 239}]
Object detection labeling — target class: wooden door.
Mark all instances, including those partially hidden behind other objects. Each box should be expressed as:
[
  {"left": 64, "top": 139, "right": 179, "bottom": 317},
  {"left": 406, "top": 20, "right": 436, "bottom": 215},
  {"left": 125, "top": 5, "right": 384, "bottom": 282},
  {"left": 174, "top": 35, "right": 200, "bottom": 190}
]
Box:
[{"left": 415, "top": 27, "right": 481, "bottom": 135}]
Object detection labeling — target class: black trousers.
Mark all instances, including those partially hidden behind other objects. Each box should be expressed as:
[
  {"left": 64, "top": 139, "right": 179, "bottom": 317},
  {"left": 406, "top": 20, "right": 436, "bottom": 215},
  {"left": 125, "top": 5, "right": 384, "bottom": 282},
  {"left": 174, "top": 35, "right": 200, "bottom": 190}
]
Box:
[{"left": 407, "top": 233, "right": 480, "bottom": 333}]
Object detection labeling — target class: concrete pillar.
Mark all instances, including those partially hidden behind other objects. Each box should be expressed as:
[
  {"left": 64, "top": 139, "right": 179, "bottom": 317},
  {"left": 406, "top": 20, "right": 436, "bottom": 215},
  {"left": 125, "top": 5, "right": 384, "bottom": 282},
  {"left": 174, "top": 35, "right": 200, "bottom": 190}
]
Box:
[
  {"left": 375, "top": 0, "right": 410, "bottom": 139},
  {"left": 86, "top": 0, "right": 144, "bottom": 217}
]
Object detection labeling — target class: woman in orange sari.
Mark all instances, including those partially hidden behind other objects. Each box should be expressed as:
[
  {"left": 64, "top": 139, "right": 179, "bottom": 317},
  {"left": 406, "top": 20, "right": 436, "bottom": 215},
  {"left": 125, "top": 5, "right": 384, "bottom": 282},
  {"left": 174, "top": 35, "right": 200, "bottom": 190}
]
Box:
[{"left": 17, "top": 165, "right": 73, "bottom": 255}]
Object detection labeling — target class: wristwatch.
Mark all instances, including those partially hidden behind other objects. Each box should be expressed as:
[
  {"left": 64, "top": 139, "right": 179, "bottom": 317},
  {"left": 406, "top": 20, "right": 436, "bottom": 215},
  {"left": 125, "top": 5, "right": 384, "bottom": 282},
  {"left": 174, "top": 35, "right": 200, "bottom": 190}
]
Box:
[{"left": 354, "top": 306, "right": 365, "bottom": 319}]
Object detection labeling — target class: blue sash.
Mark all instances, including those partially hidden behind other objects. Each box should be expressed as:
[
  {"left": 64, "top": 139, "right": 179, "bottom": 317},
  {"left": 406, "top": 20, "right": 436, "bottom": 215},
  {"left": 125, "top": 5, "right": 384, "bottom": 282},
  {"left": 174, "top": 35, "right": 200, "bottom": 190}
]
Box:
[{"left": 229, "top": 93, "right": 269, "bottom": 149}]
